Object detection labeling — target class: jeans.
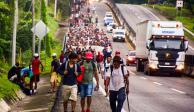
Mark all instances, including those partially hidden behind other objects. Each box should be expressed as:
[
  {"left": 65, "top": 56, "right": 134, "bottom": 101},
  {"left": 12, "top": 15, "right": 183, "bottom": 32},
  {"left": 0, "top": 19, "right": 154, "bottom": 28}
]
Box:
[
  {"left": 80, "top": 83, "right": 93, "bottom": 98},
  {"left": 109, "top": 87, "right": 126, "bottom": 112}
]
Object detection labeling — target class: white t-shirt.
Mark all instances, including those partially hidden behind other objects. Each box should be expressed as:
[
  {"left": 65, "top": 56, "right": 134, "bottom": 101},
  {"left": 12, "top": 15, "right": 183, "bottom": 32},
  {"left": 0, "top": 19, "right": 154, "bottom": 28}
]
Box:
[
  {"left": 107, "top": 66, "right": 128, "bottom": 91},
  {"left": 102, "top": 60, "right": 111, "bottom": 78}
]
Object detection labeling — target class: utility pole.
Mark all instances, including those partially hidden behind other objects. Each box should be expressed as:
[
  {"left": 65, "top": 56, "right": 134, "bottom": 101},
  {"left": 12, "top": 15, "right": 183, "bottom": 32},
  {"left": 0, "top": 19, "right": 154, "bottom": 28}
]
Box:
[
  {"left": 38, "top": 0, "right": 42, "bottom": 57},
  {"left": 12, "top": 0, "right": 18, "bottom": 66},
  {"left": 54, "top": 0, "right": 58, "bottom": 18},
  {"left": 32, "top": 0, "right": 36, "bottom": 55}
]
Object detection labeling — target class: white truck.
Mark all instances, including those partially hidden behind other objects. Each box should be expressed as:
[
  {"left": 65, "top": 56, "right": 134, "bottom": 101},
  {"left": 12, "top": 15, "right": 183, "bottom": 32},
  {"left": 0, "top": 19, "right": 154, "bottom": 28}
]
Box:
[
  {"left": 136, "top": 20, "right": 188, "bottom": 75},
  {"left": 112, "top": 27, "right": 125, "bottom": 42}
]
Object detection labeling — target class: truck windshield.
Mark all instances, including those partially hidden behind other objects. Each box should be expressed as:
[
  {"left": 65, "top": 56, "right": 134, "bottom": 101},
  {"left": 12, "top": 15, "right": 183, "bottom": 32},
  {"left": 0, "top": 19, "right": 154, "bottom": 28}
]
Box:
[
  {"left": 152, "top": 39, "right": 183, "bottom": 50},
  {"left": 115, "top": 32, "right": 124, "bottom": 35}
]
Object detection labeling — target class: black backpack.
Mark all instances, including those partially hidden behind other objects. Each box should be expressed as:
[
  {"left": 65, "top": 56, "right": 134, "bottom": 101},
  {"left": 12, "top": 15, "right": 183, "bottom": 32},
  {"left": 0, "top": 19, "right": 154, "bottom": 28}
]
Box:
[{"left": 110, "top": 65, "right": 125, "bottom": 77}]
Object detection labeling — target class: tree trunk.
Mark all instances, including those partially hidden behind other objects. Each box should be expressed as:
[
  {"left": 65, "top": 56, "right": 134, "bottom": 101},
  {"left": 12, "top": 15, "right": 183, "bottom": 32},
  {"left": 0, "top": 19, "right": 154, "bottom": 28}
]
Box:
[{"left": 12, "top": 0, "right": 18, "bottom": 66}]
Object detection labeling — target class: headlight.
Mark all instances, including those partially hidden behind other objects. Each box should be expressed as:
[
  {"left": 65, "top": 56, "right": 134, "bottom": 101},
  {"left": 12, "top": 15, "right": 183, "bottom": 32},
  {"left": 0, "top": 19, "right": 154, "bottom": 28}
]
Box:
[
  {"left": 128, "top": 57, "right": 134, "bottom": 61},
  {"left": 176, "top": 64, "right": 184, "bottom": 70},
  {"left": 149, "top": 63, "right": 157, "bottom": 69}
]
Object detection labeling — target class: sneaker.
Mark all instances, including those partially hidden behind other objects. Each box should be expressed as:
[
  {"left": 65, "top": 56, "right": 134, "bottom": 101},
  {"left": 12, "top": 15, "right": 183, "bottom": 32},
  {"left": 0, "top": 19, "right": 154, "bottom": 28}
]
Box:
[
  {"left": 34, "top": 89, "right": 37, "bottom": 94},
  {"left": 30, "top": 90, "right": 33, "bottom": 95}
]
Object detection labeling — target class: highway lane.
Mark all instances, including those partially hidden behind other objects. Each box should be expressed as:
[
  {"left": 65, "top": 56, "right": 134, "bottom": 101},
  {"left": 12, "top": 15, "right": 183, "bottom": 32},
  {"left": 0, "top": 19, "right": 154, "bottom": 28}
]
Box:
[
  {"left": 115, "top": 3, "right": 194, "bottom": 112},
  {"left": 94, "top": 1, "right": 194, "bottom": 112},
  {"left": 116, "top": 4, "right": 194, "bottom": 55}
]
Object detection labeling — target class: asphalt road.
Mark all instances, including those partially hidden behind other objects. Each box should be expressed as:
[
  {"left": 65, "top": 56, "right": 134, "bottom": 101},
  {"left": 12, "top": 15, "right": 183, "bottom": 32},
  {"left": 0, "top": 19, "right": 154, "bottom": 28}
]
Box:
[
  {"left": 116, "top": 4, "right": 194, "bottom": 55},
  {"left": 94, "top": 1, "right": 194, "bottom": 112}
]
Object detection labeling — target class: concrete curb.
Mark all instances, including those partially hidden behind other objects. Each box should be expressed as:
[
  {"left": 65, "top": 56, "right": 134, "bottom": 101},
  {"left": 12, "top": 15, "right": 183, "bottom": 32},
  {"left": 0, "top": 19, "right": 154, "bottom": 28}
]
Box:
[{"left": 0, "top": 90, "right": 26, "bottom": 112}]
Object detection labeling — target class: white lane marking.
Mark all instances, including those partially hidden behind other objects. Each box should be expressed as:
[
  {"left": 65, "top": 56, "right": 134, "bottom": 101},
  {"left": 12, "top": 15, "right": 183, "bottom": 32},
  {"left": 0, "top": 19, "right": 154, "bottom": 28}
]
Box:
[
  {"left": 130, "top": 71, "right": 136, "bottom": 75},
  {"left": 171, "top": 88, "right": 186, "bottom": 94},
  {"left": 139, "top": 6, "right": 160, "bottom": 20},
  {"left": 153, "top": 82, "right": 163, "bottom": 86},
  {"left": 23, "top": 108, "right": 48, "bottom": 112},
  {"left": 140, "top": 77, "right": 147, "bottom": 80},
  {"left": 93, "top": 78, "right": 127, "bottom": 112}
]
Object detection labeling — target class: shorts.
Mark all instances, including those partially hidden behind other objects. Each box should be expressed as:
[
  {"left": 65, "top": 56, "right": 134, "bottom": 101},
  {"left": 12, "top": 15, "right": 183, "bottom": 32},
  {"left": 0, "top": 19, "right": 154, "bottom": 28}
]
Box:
[
  {"left": 63, "top": 85, "right": 78, "bottom": 102},
  {"left": 30, "top": 75, "right": 40, "bottom": 82},
  {"left": 80, "top": 83, "right": 93, "bottom": 98},
  {"left": 50, "top": 72, "right": 58, "bottom": 83}
]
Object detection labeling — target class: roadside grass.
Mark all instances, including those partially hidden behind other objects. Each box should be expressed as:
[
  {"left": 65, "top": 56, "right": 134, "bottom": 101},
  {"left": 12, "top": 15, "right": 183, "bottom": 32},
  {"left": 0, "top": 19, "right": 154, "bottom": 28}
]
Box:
[
  {"left": 0, "top": 1, "right": 63, "bottom": 100},
  {"left": 0, "top": 74, "right": 20, "bottom": 99}
]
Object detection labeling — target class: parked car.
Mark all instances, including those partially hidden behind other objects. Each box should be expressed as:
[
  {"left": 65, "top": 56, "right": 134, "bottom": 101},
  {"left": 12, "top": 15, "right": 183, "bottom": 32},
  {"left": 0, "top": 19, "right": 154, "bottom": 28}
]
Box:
[{"left": 126, "top": 51, "right": 136, "bottom": 65}]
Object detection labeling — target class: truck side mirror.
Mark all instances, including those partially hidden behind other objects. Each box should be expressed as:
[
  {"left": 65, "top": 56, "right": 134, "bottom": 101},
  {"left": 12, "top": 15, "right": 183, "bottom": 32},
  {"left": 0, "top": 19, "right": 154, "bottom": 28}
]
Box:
[
  {"left": 146, "top": 40, "right": 151, "bottom": 49},
  {"left": 184, "top": 40, "right": 188, "bottom": 51}
]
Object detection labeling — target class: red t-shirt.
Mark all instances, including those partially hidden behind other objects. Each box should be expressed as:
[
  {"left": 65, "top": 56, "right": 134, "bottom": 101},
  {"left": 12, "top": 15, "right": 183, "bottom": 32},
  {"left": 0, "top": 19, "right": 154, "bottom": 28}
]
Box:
[{"left": 32, "top": 59, "right": 41, "bottom": 75}]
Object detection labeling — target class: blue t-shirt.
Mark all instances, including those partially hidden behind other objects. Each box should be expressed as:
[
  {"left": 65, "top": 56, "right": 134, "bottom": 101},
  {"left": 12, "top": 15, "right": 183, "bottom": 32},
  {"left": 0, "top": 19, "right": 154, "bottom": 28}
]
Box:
[{"left": 57, "top": 62, "right": 81, "bottom": 86}]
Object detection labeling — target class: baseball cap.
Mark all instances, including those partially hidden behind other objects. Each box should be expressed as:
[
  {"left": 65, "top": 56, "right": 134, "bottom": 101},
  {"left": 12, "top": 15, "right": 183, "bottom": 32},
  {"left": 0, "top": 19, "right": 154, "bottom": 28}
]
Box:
[
  {"left": 34, "top": 53, "right": 39, "bottom": 57},
  {"left": 85, "top": 52, "right": 93, "bottom": 59}
]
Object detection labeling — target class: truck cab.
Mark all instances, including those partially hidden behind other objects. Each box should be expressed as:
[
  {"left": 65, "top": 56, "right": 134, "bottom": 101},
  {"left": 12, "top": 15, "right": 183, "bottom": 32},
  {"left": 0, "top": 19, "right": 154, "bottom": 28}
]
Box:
[{"left": 136, "top": 21, "right": 188, "bottom": 75}]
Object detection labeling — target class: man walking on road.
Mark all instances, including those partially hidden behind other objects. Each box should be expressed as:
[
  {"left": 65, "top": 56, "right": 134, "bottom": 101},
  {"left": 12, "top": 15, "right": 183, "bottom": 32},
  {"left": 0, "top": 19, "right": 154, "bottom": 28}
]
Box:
[
  {"left": 105, "top": 56, "right": 129, "bottom": 112},
  {"left": 80, "top": 52, "right": 99, "bottom": 112},
  {"left": 49, "top": 53, "right": 60, "bottom": 93},
  {"left": 57, "top": 52, "right": 81, "bottom": 112},
  {"left": 31, "top": 53, "right": 44, "bottom": 94}
]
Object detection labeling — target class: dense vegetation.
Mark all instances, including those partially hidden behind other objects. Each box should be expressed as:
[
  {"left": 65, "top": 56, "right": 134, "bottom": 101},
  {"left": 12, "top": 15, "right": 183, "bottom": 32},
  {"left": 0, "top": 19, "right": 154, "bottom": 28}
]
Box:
[
  {"left": 0, "top": 0, "right": 70, "bottom": 99},
  {"left": 113, "top": 0, "right": 194, "bottom": 13},
  {"left": 113, "top": 0, "right": 194, "bottom": 31},
  {"left": 0, "top": 0, "right": 70, "bottom": 67}
]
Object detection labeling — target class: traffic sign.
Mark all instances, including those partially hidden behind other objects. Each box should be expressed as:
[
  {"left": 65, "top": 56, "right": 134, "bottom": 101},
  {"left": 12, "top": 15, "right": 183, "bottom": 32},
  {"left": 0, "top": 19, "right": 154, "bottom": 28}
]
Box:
[
  {"left": 176, "top": 0, "right": 183, "bottom": 8},
  {"left": 31, "top": 20, "right": 50, "bottom": 40}
]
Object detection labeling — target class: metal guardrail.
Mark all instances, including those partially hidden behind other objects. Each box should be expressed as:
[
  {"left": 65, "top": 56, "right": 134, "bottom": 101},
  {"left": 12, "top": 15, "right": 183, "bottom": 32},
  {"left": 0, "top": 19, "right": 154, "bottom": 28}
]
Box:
[{"left": 106, "top": 0, "right": 136, "bottom": 49}]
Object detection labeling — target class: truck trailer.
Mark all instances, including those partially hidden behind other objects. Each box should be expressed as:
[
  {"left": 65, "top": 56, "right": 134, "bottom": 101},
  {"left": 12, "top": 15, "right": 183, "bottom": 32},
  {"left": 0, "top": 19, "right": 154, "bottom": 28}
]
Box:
[{"left": 136, "top": 20, "right": 188, "bottom": 75}]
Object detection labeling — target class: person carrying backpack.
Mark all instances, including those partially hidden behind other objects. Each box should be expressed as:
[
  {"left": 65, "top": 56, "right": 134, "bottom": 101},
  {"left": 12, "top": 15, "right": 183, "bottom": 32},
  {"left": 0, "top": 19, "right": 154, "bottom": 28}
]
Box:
[
  {"left": 8, "top": 62, "right": 22, "bottom": 84},
  {"left": 105, "top": 56, "right": 129, "bottom": 112},
  {"left": 80, "top": 52, "right": 99, "bottom": 112},
  {"left": 115, "top": 51, "right": 125, "bottom": 65},
  {"left": 96, "top": 51, "right": 104, "bottom": 74},
  {"left": 20, "top": 66, "right": 34, "bottom": 95},
  {"left": 57, "top": 52, "right": 81, "bottom": 112},
  {"left": 102, "top": 55, "right": 112, "bottom": 96},
  {"left": 49, "top": 53, "right": 60, "bottom": 93}
]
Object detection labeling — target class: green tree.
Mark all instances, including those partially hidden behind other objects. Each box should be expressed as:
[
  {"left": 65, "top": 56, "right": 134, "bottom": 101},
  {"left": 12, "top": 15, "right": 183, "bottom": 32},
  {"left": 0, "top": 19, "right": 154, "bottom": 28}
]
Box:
[{"left": 41, "top": 0, "right": 51, "bottom": 57}]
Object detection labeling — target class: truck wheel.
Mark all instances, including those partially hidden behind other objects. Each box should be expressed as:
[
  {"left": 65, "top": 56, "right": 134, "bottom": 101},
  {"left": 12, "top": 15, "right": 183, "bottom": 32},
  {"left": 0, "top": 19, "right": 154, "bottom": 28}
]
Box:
[
  {"left": 144, "top": 62, "right": 148, "bottom": 75},
  {"left": 136, "top": 60, "right": 140, "bottom": 72},
  {"left": 148, "top": 68, "right": 153, "bottom": 76},
  {"left": 136, "top": 59, "right": 143, "bottom": 72},
  {"left": 184, "top": 66, "right": 193, "bottom": 76}
]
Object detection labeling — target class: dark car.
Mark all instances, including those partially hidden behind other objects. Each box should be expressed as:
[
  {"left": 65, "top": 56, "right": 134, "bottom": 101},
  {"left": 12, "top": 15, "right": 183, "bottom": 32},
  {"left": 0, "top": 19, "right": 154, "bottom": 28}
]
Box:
[{"left": 126, "top": 51, "right": 136, "bottom": 65}]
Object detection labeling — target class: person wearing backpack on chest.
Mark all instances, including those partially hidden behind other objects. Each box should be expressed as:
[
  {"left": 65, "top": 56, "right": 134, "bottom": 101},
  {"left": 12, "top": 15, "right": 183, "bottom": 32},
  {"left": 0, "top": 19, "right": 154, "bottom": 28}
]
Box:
[
  {"left": 49, "top": 53, "right": 60, "bottom": 93},
  {"left": 80, "top": 52, "right": 99, "bottom": 112},
  {"left": 105, "top": 56, "right": 129, "bottom": 112},
  {"left": 57, "top": 52, "right": 81, "bottom": 112},
  {"left": 102, "top": 55, "right": 112, "bottom": 96}
]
